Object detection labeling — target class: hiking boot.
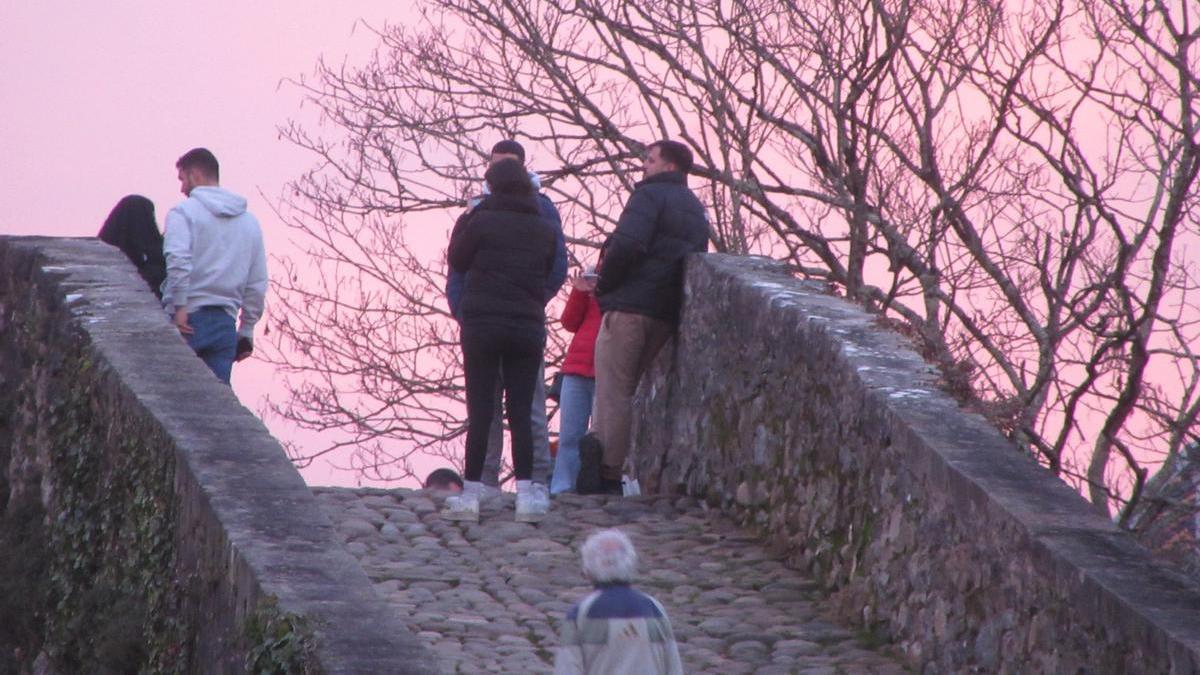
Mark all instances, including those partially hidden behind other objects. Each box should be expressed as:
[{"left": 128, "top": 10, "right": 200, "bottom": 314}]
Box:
[
  {"left": 515, "top": 480, "right": 550, "bottom": 522},
  {"left": 442, "top": 481, "right": 481, "bottom": 522},
  {"left": 575, "top": 433, "right": 604, "bottom": 495}
]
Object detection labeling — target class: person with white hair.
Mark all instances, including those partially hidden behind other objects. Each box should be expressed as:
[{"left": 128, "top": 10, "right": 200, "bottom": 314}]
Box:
[{"left": 554, "top": 529, "right": 683, "bottom": 674}]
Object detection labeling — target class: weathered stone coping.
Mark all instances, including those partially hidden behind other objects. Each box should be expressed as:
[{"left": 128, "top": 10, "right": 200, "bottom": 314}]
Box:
[
  {"left": 631, "top": 253, "right": 1200, "bottom": 673},
  {"left": 0, "top": 237, "right": 436, "bottom": 673}
]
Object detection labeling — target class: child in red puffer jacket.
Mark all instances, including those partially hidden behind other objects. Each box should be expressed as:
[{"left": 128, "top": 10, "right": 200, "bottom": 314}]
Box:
[{"left": 550, "top": 266, "right": 603, "bottom": 494}]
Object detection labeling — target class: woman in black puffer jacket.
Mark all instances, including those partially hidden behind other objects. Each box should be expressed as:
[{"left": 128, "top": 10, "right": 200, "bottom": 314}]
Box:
[{"left": 444, "top": 158, "right": 556, "bottom": 522}]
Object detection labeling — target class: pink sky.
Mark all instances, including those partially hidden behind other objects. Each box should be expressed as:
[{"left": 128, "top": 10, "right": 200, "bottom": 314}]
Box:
[
  {"left": 0, "top": 2, "right": 426, "bottom": 487},
  {"left": 4, "top": 3, "right": 1189, "bottom": 501}
]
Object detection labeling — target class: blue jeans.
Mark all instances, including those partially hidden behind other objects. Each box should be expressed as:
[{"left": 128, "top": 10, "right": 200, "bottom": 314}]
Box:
[
  {"left": 550, "top": 374, "right": 596, "bottom": 494},
  {"left": 187, "top": 306, "right": 237, "bottom": 385}
]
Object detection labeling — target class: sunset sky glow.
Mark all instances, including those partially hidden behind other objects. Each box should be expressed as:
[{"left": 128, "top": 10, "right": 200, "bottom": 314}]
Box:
[
  {"left": 0, "top": 1, "right": 415, "bottom": 487},
  {"left": 2, "top": 1, "right": 1195, "bottom": 506}
]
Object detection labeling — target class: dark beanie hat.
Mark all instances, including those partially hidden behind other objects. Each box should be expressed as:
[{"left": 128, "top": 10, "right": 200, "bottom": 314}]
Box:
[
  {"left": 490, "top": 139, "right": 526, "bottom": 163},
  {"left": 485, "top": 158, "right": 534, "bottom": 196}
]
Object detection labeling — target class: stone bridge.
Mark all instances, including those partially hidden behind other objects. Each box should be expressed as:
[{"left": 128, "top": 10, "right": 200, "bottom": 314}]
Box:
[
  {"left": 315, "top": 486, "right": 906, "bottom": 673},
  {"left": 3, "top": 236, "right": 1200, "bottom": 674}
]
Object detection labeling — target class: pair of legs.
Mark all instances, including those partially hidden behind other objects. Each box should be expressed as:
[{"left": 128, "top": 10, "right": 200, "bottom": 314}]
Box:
[
  {"left": 550, "top": 374, "right": 596, "bottom": 494},
  {"left": 186, "top": 306, "right": 237, "bottom": 385},
  {"left": 480, "top": 362, "right": 552, "bottom": 486},
  {"left": 461, "top": 322, "right": 545, "bottom": 483},
  {"left": 590, "top": 311, "right": 672, "bottom": 481}
]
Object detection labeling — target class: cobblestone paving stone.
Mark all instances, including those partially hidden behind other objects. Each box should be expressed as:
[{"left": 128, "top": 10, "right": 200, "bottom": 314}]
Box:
[{"left": 313, "top": 487, "right": 910, "bottom": 674}]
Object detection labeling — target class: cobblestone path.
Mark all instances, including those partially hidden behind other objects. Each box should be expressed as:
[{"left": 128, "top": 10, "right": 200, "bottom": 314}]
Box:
[{"left": 313, "top": 487, "right": 909, "bottom": 674}]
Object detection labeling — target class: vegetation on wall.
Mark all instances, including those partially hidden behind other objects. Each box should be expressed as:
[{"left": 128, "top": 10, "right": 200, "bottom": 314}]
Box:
[
  {"left": 242, "top": 596, "right": 320, "bottom": 675},
  {"left": 0, "top": 277, "right": 192, "bottom": 674},
  {"left": 0, "top": 501, "right": 51, "bottom": 674},
  {"left": 42, "top": 350, "right": 191, "bottom": 673}
]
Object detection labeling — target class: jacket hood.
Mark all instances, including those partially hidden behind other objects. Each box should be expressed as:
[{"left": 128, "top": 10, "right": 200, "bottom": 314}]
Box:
[
  {"left": 482, "top": 169, "right": 543, "bottom": 195},
  {"left": 478, "top": 192, "right": 541, "bottom": 214},
  {"left": 190, "top": 186, "right": 248, "bottom": 218}
]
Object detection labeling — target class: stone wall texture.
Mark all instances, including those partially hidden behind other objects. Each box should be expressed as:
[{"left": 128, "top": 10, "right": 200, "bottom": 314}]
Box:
[
  {"left": 630, "top": 253, "right": 1200, "bottom": 674},
  {"left": 0, "top": 237, "right": 437, "bottom": 674}
]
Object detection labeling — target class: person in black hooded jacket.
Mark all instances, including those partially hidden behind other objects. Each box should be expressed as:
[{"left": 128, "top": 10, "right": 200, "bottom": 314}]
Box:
[
  {"left": 444, "top": 158, "right": 557, "bottom": 522},
  {"left": 98, "top": 194, "right": 167, "bottom": 297}
]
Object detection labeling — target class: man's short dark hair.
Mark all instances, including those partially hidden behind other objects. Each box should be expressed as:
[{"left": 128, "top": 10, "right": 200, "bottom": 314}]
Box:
[
  {"left": 490, "top": 139, "right": 526, "bottom": 163},
  {"left": 423, "top": 468, "right": 464, "bottom": 490},
  {"left": 648, "top": 140, "right": 693, "bottom": 174},
  {"left": 176, "top": 147, "right": 220, "bottom": 181}
]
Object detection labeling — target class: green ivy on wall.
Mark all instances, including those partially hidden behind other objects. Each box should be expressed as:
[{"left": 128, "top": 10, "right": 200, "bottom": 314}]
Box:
[
  {"left": 40, "top": 337, "right": 192, "bottom": 673},
  {"left": 242, "top": 596, "right": 319, "bottom": 675}
]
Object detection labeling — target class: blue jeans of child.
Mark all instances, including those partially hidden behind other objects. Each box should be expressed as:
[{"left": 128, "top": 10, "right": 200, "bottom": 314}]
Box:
[
  {"left": 550, "top": 374, "right": 596, "bottom": 494},
  {"left": 186, "top": 306, "right": 237, "bottom": 385}
]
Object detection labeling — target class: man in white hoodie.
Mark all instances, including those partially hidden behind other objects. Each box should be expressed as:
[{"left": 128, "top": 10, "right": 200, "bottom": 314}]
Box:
[{"left": 162, "top": 148, "right": 268, "bottom": 385}]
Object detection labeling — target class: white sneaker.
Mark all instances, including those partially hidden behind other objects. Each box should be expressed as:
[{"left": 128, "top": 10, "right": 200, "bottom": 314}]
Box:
[
  {"left": 515, "top": 480, "right": 550, "bottom": 523},
  {"left": 479, "top": 483, "right": 505, "bottom": 502},
  {"left": 442, "top": 481, "right": 481, "bottom": 522},
  {"left": 623, "top": 476, "right": 641, "bottom": 496}
]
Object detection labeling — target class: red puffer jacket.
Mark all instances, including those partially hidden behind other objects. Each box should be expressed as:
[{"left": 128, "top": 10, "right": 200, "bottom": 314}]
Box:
[{"left": 559, "top": 287, "right": 602, "bottom": 378}]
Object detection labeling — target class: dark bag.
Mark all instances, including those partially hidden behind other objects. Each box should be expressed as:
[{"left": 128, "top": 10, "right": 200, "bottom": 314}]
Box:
[{"left": 546, "top": 371, "right": 564, "bottom": 402}]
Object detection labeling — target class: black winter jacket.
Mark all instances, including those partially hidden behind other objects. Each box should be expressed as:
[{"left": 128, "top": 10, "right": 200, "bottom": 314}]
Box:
[
  {"left": 447, "top": 193, "right": 557, "bottom": 328},
  {"left": 596, "top": 171, "right": 709, "bottom": 322}
]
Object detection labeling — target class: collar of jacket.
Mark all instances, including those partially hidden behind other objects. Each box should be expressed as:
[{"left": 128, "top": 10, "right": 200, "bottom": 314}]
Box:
[
  {"left": 592, "top": 581, "right": 633, "bottom": 589},
  {"left": 476, "top": 192, "right": 540, "bottom": 214},
  {"left": 635, "top": 170, "right": 687, "bottom": 189}
]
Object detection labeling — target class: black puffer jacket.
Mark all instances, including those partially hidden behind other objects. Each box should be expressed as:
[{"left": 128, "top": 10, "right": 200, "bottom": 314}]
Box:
[
  {"left": 596, "top": 171, "right": 709, "bottom": 322},
  {"left": 448, "top": 193, "right": 557, "bottom": 327}
]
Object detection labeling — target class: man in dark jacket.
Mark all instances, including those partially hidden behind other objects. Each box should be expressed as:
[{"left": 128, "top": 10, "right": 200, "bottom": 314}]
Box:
[
  {"left": 445, "top": 140, "right": 568, "bottom": 490},
  {"left": 576, "top": 140, "right": 709, "bottom": 495}
]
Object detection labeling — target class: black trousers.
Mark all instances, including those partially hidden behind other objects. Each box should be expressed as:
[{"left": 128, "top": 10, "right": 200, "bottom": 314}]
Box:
[{"left": 460, "top": 321, "right": 545, "bottom": 482}]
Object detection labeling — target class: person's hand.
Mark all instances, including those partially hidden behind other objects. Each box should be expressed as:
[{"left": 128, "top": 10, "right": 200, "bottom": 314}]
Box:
[
  {"left": 235, "top": 337, "right": 254, "bottom": 362},
  {"left": 570, "top": 274, "right": 598, "bottom": 292},
  {"left": 173, "top": 307, "right": 193, "bottom": 335}
]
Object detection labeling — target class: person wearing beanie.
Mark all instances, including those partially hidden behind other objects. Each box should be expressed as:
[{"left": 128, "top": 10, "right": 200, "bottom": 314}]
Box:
[
  {"left": 444, "top": 158, "right": 558, "bottom": 522},
  {"left": 444, "top": 139, "right": 568, "bottom": 493},
  {"left": 490, "top": 139, "right": 526, "bottom": 163}
]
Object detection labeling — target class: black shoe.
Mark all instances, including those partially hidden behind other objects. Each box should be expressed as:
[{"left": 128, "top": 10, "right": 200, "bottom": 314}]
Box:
[
  {"left": 596, "top": 477, "right": 624, "bottom": 496},
  {"left": 576, "top": 433, "right": 604, "bottom": 495}
]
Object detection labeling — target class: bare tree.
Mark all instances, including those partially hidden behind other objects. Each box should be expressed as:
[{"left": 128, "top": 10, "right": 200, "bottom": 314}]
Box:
[{"left": 268, "top": 0, "right": 1200, "bottom": 516}]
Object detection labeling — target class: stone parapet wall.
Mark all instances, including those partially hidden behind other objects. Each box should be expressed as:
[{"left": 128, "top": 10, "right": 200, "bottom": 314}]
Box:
[
  {"left": 0, "top": 237, "right": 435, "bottom": 673},
  {"left": 630, "top": 253, "right": 1200, "bottom": 673}
]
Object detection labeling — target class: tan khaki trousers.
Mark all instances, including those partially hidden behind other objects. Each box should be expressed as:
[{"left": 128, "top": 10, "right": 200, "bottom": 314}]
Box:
[{"left": 591, "top": 310, "right": 672, "bottom": 480}]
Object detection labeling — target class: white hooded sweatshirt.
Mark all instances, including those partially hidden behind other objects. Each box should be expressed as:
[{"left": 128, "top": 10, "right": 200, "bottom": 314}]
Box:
[{"left": 162, "top": 186, "right": 268, "bottom": 338}]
